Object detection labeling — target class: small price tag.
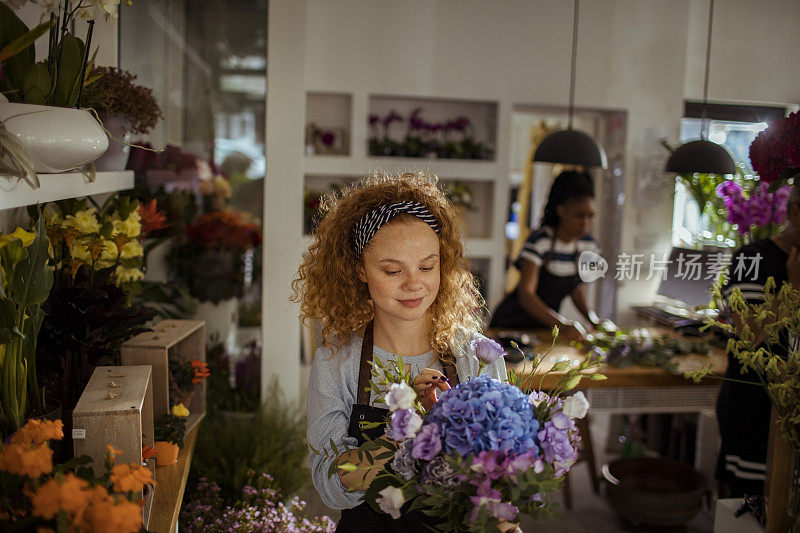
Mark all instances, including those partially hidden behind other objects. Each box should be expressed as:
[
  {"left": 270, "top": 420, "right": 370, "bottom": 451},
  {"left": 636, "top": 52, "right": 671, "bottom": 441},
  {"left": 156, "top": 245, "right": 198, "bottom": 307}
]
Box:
[{"left": 72, "top": 428, "right": 86, "bottom": 439}]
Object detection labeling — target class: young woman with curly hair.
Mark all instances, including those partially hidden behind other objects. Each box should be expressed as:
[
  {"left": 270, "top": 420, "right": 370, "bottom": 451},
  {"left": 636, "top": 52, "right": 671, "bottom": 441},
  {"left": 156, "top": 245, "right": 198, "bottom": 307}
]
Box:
[{"left": 293, "top": 172, "right": 508, "bottom": 532}]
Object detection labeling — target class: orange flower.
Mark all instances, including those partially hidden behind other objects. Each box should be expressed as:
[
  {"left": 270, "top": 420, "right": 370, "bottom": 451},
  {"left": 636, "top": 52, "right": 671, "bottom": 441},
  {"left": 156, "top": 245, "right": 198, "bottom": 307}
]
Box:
[
  {"left": 142, "top": 444, "right": 157, "bottom": 462},
  {"left": 190, "top": 360, "right": 210, "bottom": 383},
  {"left": 0, "top": 441, "right": 53, "bottom": 477},
  {"left": 29, "top": 473, "right": 90, "bottom": 520},
  {"left": 110, "top": 463, "right": 155, "bottom": 493},
  {"left": 10, "top": 419, "right": 64, "bottom": 446},
  {"left": 139, "top": 199, "right": 170, "bottom": 237},
  {"left": 106, "top": 444, "right": 123, "bottom": 464},
  {"left": 81, "top": 495, "right": 143, "bottom": 533}
]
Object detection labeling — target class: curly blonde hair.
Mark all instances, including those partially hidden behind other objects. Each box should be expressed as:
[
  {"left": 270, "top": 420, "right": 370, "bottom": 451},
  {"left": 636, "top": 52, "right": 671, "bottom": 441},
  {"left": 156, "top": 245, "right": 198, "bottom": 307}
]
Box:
[{"left": 291, "top": 171, "right": 484, "bottom": 356}]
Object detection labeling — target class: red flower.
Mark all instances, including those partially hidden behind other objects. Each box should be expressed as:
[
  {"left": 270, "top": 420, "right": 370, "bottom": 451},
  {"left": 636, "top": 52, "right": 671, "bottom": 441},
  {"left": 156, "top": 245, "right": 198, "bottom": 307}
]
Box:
[
  {"left": 185, "top": 210, "right": 262, "bottom": 250},
  {"left": 141, "top": 444, "right": 157, "bottom": 462},
  {"left": 750, "top": 111, "right": 800, "bottom": 183},
  {"left": 190, "top": 360, "right": 210, "bottom": 384},
  {"left": 138, "top": 199, "right": 170, "bottom": 238}
]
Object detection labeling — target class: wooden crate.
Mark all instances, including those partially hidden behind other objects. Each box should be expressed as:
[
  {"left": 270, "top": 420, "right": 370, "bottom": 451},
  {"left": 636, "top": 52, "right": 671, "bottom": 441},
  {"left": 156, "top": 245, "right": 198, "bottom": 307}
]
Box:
[
  {"left": 121, "top": 319, "right": 206, "bottom": 433},
  {"left": 72, "top": 365, "right": 156, "bottom": 527}
]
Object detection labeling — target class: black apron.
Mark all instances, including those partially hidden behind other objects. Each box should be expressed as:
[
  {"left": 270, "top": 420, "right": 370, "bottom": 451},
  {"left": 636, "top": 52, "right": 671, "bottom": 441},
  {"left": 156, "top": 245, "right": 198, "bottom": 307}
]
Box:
[
  {"left": 335, "top": 322, "right": 460, "bottom": 533},
  {"left": 490, "top": 236, "right": 583, "bottom": 329}
]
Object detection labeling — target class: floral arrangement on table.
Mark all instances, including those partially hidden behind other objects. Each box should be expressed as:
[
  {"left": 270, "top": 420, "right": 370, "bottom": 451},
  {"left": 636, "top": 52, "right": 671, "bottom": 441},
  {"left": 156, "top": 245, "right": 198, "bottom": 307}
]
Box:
[
  {"left": 368, "top": 108, "right": 494, "bottom": 160},
  {"left": 316, "top": 330, "right": 604, "bottom": 531},
  {"left": 180, "top": 473, "right": 335, "bottom": 533},
  {"left": 576, "top": 323, "right": 712, "bottom": 372},
  {"left": 686, "top": 277, "right": 800, "bottom": 450},
  {"left": 171, "top": 210, "right": 262, "bottom": 303},
  {"left": 80, "top": 65, "right": 163, "bottom": 135},
  {"left": 0, "top": 217, "right": 52, "bottom": 434},
  {"left": 0, "top": 418, "right": 154, "bottom": 532}
]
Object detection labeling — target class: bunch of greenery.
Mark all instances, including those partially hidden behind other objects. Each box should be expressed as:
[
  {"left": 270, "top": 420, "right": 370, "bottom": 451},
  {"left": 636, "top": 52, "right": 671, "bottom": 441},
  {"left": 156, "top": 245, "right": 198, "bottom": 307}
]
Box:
[
  {"left": 577, "top": 323, "right": 711, "bottom": 372},
  {"left": 189, "top": 380, "right": 307, "bottom": 505},
  {"left": 686, "top": 277, "right": 800, "bottom": 449},
  {"left": 81, "top": 66, "right": 162, "bottom": 135},
  {"left": 154, "top": 412, "right": 187, "bottom": 448},
  {"left": 0, "top": 216, "right": 52, "bottom": 433}
]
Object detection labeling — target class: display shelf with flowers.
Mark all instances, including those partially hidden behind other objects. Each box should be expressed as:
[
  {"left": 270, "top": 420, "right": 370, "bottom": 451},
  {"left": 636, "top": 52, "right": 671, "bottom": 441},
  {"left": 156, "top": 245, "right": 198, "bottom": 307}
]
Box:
[
  {"left": 304, "top": 91, "right": 351, "bottom": 157},
  {"left": 0, "top": 418, "right": 155, "bottom": 532},
  {"left": 313, "top": 331, "right": 604, "bottom": 532},
  {"left": 1, "top": 1, "right": 138, "bottom": 186},
  {"left": 153, "top": 407, "right": 188, "bottom": 466},
  {"left": 0, "top": 169, "right": 134, "bottom": 210}
]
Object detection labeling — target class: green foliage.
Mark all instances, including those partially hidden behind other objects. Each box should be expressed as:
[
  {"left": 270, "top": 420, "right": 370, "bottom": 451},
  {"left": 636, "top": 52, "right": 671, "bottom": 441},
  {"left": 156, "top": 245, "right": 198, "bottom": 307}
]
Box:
[
  {"left": 154, "top": 413, "right": 187, "bottom": 448},
  {"left": 686, "top": 276, "right": 800, "bottom": 448},
  {"left": 189, "top": 381, "right": 308, "bottom": 505}
]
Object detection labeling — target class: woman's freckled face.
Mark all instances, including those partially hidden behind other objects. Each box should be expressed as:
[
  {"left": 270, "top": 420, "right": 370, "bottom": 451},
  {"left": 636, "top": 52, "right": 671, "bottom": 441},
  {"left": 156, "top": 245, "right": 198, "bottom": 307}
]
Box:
[{"left": 356, "top": 218, "right": 441, "bottom": 324}]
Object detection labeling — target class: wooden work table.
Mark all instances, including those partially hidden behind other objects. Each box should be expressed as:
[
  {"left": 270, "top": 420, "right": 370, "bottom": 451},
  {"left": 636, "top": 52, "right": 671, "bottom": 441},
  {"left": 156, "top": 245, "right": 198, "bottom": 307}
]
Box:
[
  {"left": 147, "top": 424, "right": 199, "bottom": 533},
  {"left": 493, "top": 326, "right": 728, "bottom": 390}
]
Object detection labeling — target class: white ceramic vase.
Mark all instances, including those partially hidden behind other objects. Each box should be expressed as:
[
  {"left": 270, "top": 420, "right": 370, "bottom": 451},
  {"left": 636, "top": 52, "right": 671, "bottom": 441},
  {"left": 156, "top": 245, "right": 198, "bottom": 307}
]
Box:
[
  {"left": 194, "top": 297, "right": 239, "bottom": 350},
  {"left": 0, "top": 102, "right": 109, "bottom": 173},
  {"left": 93, "top": 114, "right": 130, "bottom": 171}
]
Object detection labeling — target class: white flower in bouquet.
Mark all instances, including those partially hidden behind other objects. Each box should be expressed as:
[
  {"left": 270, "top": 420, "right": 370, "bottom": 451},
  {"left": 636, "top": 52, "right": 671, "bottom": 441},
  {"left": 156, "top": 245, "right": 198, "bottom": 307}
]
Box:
[
  {"left": 385, "top": 381, "right": 416, "bottom": 411},
  {"left": 561, "top": 391, "right": 589, "bottom": 419},
  {"left": 376, "top": 486, "right": 405, "bottom": 520}
]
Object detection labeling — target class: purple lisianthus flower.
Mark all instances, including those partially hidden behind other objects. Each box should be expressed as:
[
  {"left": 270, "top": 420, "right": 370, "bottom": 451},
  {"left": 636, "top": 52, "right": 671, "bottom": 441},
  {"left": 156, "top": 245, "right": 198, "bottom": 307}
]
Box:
[
  {"left": 391, "top": 439, "right": 418, "bottom": 481},
  {"left": 386, "top": 408, "right": 422, "bottom": 440},
  {"left": 537, "top": 413, "right": 578, "bottom": 477},
  {"left": 469, "top": 480, "right": 519, "bottom": 522},
  {"left": 411, "top": 423, "right": 442, "bottom": 460},
  {"left": 471, "top": 337, "right": 506, "bottom": 364},
  {"left": 419, "top": 456, "right": 459, "bottom": 489}
]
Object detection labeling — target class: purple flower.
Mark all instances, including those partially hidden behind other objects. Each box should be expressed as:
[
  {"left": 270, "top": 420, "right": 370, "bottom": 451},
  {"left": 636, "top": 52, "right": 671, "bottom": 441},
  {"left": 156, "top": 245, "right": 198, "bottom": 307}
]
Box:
[
  {"left": 386, "top": 408, "right": 423, "bottom": 440},
  {"left": 471, "top": 337, "right": 506, "bottom": 364},
  {"left": 391, "top": 439, "right": 418, "bottom": 480},
  {"left": 537, "top": 412, "right": 578, "bottom": 477},
  {"left": 412, "top": 423, "right": 442, "bottom": 460},
  {"left": 368, "top": 114, "right": 379, "bottom": 126},
  {"left": 469, "top": 479, "right": 519, "bottom": 522},
  {"left": 320, "top": 131, "right": 335, "bottom": 147}
]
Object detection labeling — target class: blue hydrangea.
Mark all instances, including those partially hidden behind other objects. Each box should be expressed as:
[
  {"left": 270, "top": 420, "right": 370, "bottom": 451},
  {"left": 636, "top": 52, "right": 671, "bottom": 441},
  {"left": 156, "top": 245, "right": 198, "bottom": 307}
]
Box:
[{"left": 425, "top": 375, "right": 539, "bottom": 456}]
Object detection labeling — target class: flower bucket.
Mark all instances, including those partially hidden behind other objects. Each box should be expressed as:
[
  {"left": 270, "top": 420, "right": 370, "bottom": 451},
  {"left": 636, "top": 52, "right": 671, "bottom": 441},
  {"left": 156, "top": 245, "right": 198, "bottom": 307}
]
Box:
[
  {"left": 93, "top": 114, "right": 130, "bottom": 171},
  {"left": 154, "top": 440, "right": 180, "bottom": 465},
  {"left": 0, "top": 102, "right": 109, "bottom": 172},
  {"left": 194, "top": 297, "right": 238, "bottom": 349}
]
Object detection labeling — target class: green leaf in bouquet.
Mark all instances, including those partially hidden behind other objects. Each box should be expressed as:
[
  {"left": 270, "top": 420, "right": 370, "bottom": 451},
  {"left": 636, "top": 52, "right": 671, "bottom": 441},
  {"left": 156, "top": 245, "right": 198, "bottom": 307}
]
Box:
[
  {"left": 373, "top": 450, "right": 395, "bottom": 461},
  {"left": 329, "top": 438, "right": 340, "bottom": 456},
  {"left": 52, "top": 32, "right": 85, "bottom": 107},
  {"left": 21, "top": 63, "right": 52, "bottom": 105},
  {"left": 99, "top": 221, "right": 114, "bottom": 238},
  {"left": 8, "top": 217, "right": 53, "bottom": 307}
]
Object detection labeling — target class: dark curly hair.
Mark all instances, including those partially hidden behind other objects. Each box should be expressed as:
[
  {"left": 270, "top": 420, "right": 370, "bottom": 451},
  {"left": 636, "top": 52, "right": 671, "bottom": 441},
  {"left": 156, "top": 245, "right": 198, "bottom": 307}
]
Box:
[{"left": 540, "top": 171, "right": 595, "bottom": 228}]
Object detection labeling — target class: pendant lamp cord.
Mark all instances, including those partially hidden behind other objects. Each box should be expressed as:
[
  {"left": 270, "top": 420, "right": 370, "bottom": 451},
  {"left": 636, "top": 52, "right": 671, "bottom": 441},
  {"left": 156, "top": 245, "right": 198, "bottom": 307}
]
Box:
[
  {"left": 701, "top": 0, "right": 715, "bottom": 139},
  {"left": 568, "top": 0, "right": 579, "bottom": 130}
]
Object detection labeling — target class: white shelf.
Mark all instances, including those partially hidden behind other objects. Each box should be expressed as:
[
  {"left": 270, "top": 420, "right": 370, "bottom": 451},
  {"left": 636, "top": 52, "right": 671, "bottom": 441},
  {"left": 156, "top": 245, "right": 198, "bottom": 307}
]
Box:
[
  {"left": 0, "top": 170, "right": 134, "bottom": 210},
  {"left": 304, "top": 155, "right": 500, "bottom": 180}
]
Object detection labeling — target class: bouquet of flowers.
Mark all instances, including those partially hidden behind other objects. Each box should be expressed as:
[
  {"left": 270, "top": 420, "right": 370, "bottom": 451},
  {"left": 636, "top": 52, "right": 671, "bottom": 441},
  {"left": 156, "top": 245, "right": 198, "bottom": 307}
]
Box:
[
  {"left": 715, "top": 178, "right": 792, "bottom": 247},
  {"left": 749, "top": 110, "right": 800, "bottom": 185},
  {"left": 324, "top": 330, "right": 604, "bottom": 531}
]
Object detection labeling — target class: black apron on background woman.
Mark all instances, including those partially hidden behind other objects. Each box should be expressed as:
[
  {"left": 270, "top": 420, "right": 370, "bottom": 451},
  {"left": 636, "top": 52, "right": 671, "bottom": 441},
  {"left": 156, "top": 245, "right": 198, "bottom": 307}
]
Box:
[
  {"left": 489, "top": 234, "right": 582, "bottom": 329},
  {"left": 334, "top": 322, "right": 460, "bottom": 533}
]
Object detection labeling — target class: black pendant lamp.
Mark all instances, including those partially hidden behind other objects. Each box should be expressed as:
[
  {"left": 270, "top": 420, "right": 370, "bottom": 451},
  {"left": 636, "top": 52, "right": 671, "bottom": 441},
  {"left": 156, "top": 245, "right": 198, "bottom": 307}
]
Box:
[
  {"left": 665, "top": 0, "right": 735, "bottom": 175},
  {"left": 533, "top": 0, "right": 607, "bottom": 169}
]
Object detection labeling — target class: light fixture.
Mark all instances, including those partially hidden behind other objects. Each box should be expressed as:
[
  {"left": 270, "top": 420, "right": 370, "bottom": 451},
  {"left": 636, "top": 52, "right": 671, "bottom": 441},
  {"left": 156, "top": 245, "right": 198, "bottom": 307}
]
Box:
[
  {"left": 533, "top": 0, "right": 607, "bottom": 169},
  {"left": 665, "top": 0, "right": 735, "bottom": 175}
]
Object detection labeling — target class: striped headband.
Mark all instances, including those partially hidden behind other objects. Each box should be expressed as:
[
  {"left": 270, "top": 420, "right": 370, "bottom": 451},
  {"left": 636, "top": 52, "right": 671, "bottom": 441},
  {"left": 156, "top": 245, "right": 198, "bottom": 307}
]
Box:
[{"left": 352, "top": 201, "right": 440, "bottom": 258}]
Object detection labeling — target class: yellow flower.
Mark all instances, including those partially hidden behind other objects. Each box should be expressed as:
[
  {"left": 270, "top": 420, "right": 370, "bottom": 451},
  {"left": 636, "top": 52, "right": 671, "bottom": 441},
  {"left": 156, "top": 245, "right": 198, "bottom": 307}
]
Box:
[
  {"left": 114, "top": 266, "right": 144, "bottom": 284},
  {"left": 171, "top": 403, "right": 190, "bottom": 417},
  {"left": 119, "top": 240, "right": 143, "bottom": 260},
  {"left": 112, "top": 211, "right": 142, "bottom": 238},
  {"left": 110, "top": 463, "right": 155, "bottom": 493},
  {"left": 0, "top": 227, "right": 35, "bottom": 248},
  {"left": 70, "top": 238, "right": 118, "bottom": 269},
  {"left": 44, "top": 205, "right": 62, "bottom": 226},
  {"left": 65, "top": 208, "right": 101, "bottom": 235}
]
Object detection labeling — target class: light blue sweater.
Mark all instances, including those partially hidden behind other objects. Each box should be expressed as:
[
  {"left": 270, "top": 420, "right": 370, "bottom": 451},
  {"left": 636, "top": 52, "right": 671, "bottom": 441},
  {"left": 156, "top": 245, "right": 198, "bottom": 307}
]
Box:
[{"left": 306, "top": 331, "right": 507, "bottom": 509}]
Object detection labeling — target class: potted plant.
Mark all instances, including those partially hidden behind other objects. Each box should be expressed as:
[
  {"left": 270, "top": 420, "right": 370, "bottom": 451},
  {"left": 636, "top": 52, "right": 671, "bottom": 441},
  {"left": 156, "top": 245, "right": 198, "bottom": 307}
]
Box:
[
  {"left": 168, "top": 358, "right": 209, "bottom": 407},
  {"left": 153, "top": 409, "right": 188, "bottom": 465},
  {"left": 81, "top": 66, "right": 163, "bottom": 171},
  {"left": 0, "top": 216, "right": 53, "bottom": 434},
  {"left": 0, "top": 2, "right": 132, "bottom": 181}
]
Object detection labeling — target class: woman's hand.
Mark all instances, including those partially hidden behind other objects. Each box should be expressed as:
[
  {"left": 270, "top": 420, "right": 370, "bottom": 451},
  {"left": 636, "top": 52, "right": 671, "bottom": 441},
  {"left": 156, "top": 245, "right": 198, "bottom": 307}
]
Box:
[
  {"left": 559, "top": 321, "right": 586, "bottom": 343},
  {"left": 497, "top": 519, "right": 522, "bottom": 532},
  {"left": 413, "top": 368, "right": 451, "bottom": 410}
]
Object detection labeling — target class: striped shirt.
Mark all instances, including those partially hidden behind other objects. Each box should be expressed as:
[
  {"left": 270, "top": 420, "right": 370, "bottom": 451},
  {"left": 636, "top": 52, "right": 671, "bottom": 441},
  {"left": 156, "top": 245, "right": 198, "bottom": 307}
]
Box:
[{"left": 516, "top": 227, "right": 599, "bottom": 277}]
